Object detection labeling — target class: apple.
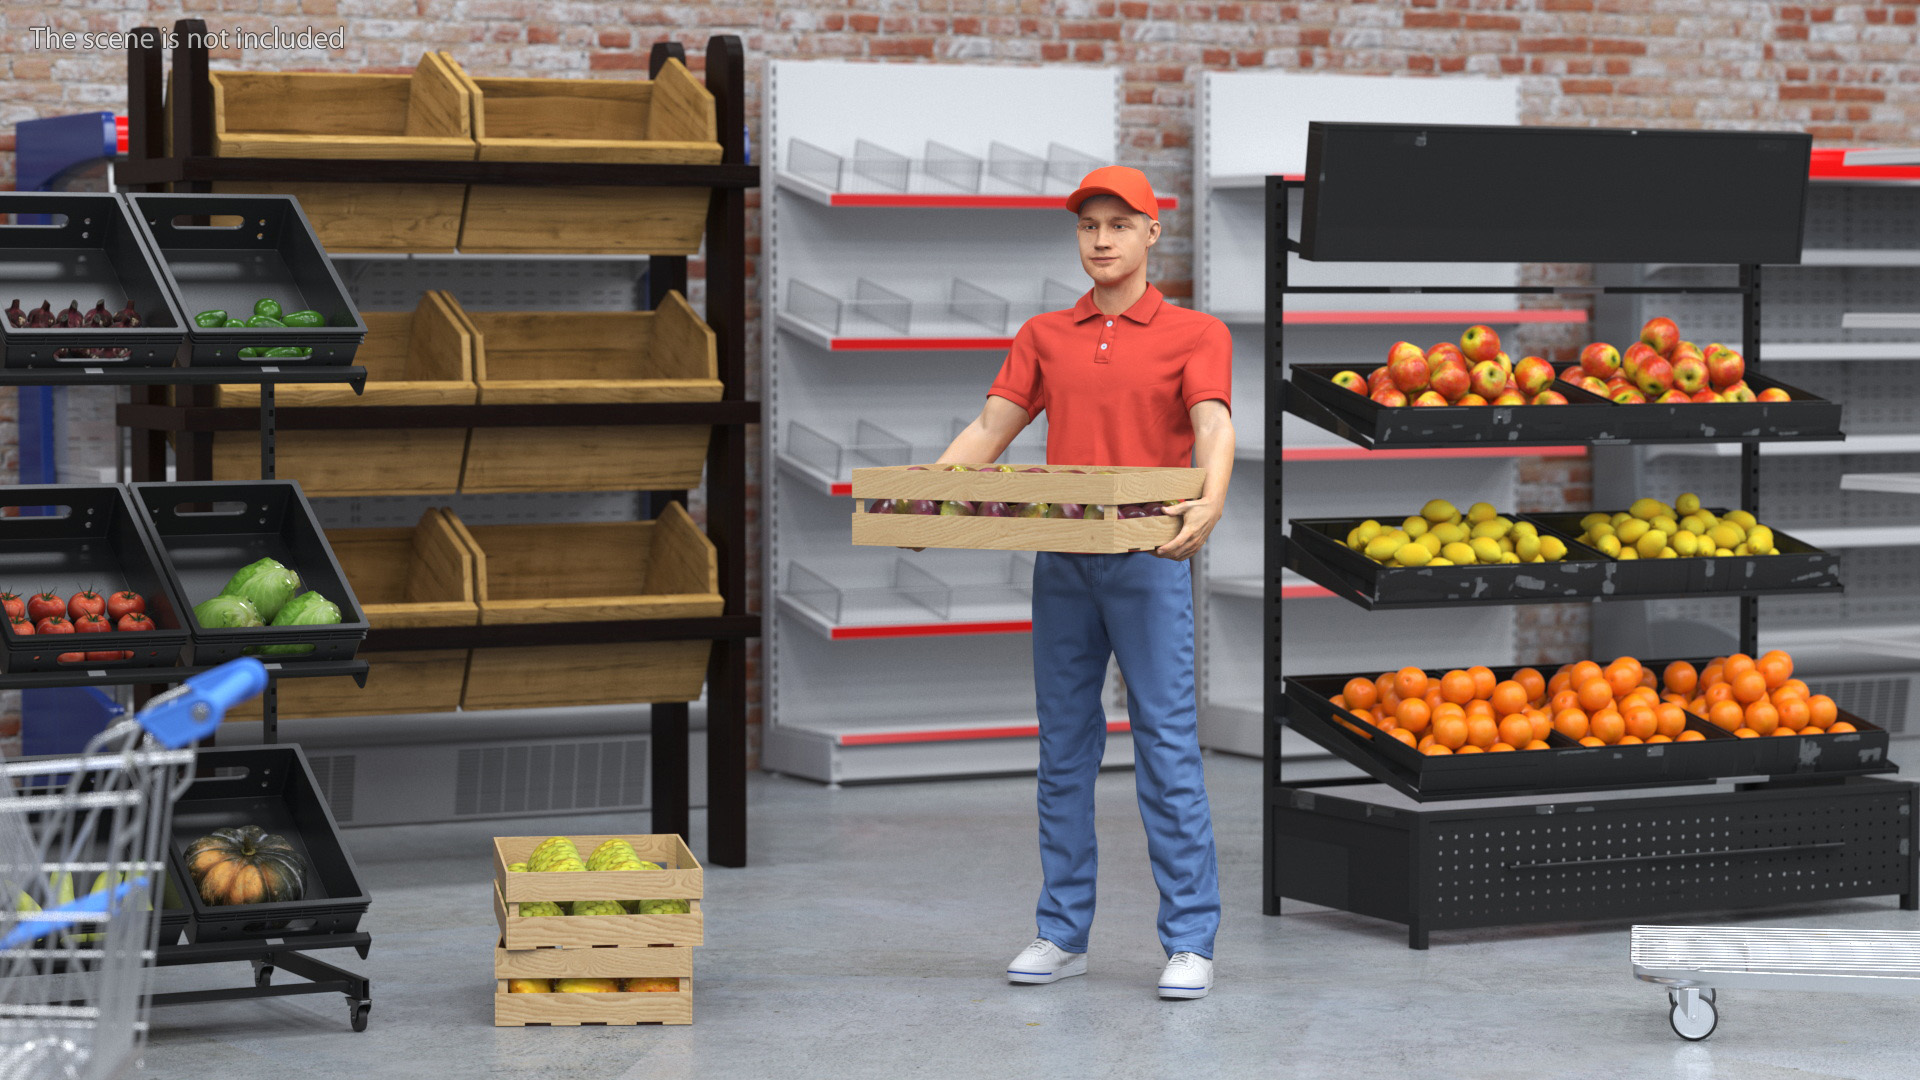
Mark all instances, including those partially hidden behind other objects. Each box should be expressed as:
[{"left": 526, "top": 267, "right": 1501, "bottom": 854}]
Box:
[
  {"left": 1708, "top": 348, "right": 1745, "bottom": 390},
  {"left": 1388, "top": 340, "right": 1425, "bottom": 366},
  {"left": 1690, "top": 389, "right": 1721, "bottom": 403},
  {"left": 1672, "top": 340, "right": 1704, "bottom": 362},
  {"left": 1577, "top": 375, "right": 1610, "bottom": 397},
  {"left": 1014, "top": 502, "right": 1050, "bottom": 517},
  {"left": 987, "top": 464, "right": 1017, "bottom": 473},
  {"left": 1621, "top": 342, "right": 1658, "bottom": 379},
  {"left": 1468, "top": 359, "right": 1507, "bottom": 399},
  {"left": 938, "top": 500, "right": 974, "bottom": 516},
  {"left": 1579, "top": 342, "right": 1622, "bottom": 379},
  {"left": 1367, "top": 366, "right": 1393, "bottom": 395},
  {"left": 1640, "top": 316, "right": 1680, "bottom": 358},
  {"left": 1514, "top": 356, "right": 1556, "bottom": 397},
  {"left": 1491, "top": 391, "right": 1528, "bottom": 406},
  {"left": 1412, "top": 390, "right": 1448, "bottom": 407},
  {"left": 1561, "top": 364, "right": 1585, "bottom": 384},
  {"left": 1634, "top": 356, "right": 1674, "bottom": 397},
  {"left": 1493, "top": 351, "right": 1513, "bottom": 377},
  {"left": 1389, "top": 351, "right": 1431, "bottom": 393},
  {"left": 1047, "top": 503, "right": 1086, "bottom": 519},
  {"left": 1657, "top": 389, "right": 1692, "bottom": 404},
  {"left": 1671, "top": 354, "right": 1708, "bottom": 394},
  {"left": 1610, "top": 385, "right": 1648, "bottom": 405},
  {"left": 1723, "top": 382, "right": 1757, "bottom": 403},
  {"left": 1429, "top": 361, "right": 1471, "bottom": 401},
  {"left": 1331, "top": 370, "right": 1367, "bottom": 394},
  {"left": 1460, "top": 324, "right": 1501, "bottom": 363},
  {"left": 1758, "top": 386, "right": 1792, "bottom": 402},
  {"left": 1456, "top": 392, "right": 1489, "bottom": 406},
  {"left": 1371, "top": 386, "right": 1408, "bottom": 408},
  {"left": 1531, "top": 389, "right": 1569, "bottom": 405},
  {"left": 1427, "top": 342, "right": 1466, "bottom": 369}
]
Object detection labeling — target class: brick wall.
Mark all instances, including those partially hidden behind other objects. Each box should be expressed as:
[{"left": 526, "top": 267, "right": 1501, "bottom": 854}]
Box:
[{"left": 5, "top": 1, "right": 1919, "bottom": 762}]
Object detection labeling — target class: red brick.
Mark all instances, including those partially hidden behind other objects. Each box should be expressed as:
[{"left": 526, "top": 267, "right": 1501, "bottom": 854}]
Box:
[
  {"left": 1780, "top": 6, "right": 1806, "bottom": 19},
  {"left": 1075, "top": 42, "right": 1107, "bottom": 61},
  {"left": 1898, "top": 10, "right": 1917, "bottom": 25},
  {"left": 1217, "top": 3, "right": 1246, "bottom": 19},
  {"left": 1786, "top": 66, "right": 1810, "bottom": 80},
  {"left": 1806, "top": 125, "right": 1856, "bottom": 139},
  {"left": 871, "top": 37, "right": 935, "bottom": 58},
  {"left": 1867, "top": 9, "right": 1888, "bottom": 24},
  {"left": 1044, "top": 42, "right": 1070, "bottom": 61},
  {"left": 1157, "top": 279, "right": 1194, "bottom": 299},
  {"left": 1543, "top": 0, "right": 1593, "bottom": 9},
  {"left": 1162, "top": 130, "right": 1191, "bottom": 148},
  {"left": 1566, "top": 58, "right": 1595, "bottom": 75},
  {"left": 1847, "top": 105, "right": 1873, "bottom": 121},
  {"left": 1776, "top": 24, "right": 1810, "bottom": 39},
  {"left": 1592, "top": 39, "right": 1646, "bottom": 55},
  {"left": 589, "top": 52, "right": 642, "bottom": 70},
  {"left": 1121, "top": 2, "right": 1150, "bottom": 15},
  {"left": 1301, "top": 29, "right": 1329, "bottom": 46},
  {"left": 1061, "top": 21, "right": 1122, "bottom": 40},
  {"left": 1438, "top": 56, "right": 1466, "bottom": 72},
  {"left": 1409, "top": 54, "right": 1436, "bottom": 72},
  {"left": 1605, "top": 57, "right": 1630, "bottom": 75},
  {"left": 1779, "top": 84, "right": 1832, "bottom": 99},
  {"left": 953, "top": 17, "right": 981, "bottom": 34},
  {"left": 849, "top": 14, "right": 879, "bottom": 32},
  {"left": 1203, "top": 48, "right": 1231, "bottom": 65},
  {"left": 1521, "top": 37, "right": 1589, "bottom": 53},
  {"left": 1465, "top": 15, "right": 1523, "bottom": 31},
  {"left": 1836, "top": 86, "right": 1886, "bottom": 102},
  {"left": 1125, "top": 88, "right": 1155, "bottom": 104},
  {"left": 598, "top": 31, "right": 631, "bottom": 49},
  {"left": 1406, "top": 11, "right": 1462, "bottom": 28},
  {"left": 1810, "top": 6, "right": 1834, "bottom": 21},
  {"left": 1561, "top": 79, "right": 1614, "bottom": 94},
  {"left": 1499, "top": 56, "right": 1525, "bottom": 73},
  {"left": 527, "top": 25, "right": 557, "bottom": 45},
  {"left": 1236, "top": 49, "right": 1264, "bottom": 66}
]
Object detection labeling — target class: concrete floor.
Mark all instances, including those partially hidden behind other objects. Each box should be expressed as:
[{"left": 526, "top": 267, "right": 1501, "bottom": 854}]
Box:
[{"left": 137, "top": 755, "right": 1920, "bottom": 1080}]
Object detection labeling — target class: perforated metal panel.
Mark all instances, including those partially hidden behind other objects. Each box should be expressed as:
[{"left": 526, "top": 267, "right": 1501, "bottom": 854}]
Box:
[
  {"left": 335, "top": 255, "right": 653, "bottom": 313},
  {"left": 306, "top": 752, "right": 358, "bottom": 824},
  {"left": 453, "top": 738, "right": 649, "bottom": 817},
  {"left": 1806, "top": 675, "right": 1912, "bottom": 734},
  {"left": 1423, "top": 785, "right": 1916, "bottom": 931}
]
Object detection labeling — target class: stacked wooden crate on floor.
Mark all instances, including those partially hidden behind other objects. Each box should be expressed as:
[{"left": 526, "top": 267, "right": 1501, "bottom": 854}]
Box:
[{"left": 493, "top": 834, "right": 703, "bottom": 1026}]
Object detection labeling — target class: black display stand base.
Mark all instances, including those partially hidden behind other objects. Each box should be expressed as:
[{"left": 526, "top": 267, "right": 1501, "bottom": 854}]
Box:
[{"left": 151, "top": 932, "right": 372, "bottom": 1031}]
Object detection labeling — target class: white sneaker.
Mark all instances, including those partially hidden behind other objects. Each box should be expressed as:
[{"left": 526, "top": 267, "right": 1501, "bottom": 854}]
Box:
[
  {"left": 1006, "top": 938, "right": 1087, "bottom": 984},
  {"left": 1159, "top": 952, "right": 1213, "bottom": 999}
]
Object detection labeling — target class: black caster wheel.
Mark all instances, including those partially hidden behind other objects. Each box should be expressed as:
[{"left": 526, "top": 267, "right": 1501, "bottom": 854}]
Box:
[
  {"left": 350, "top": 1001, "right": 370, "bottom": 1032},
  {"left": 253, "top": 964, "right": 274, "bottom": 988},
  {"left": 1668, "top": 988, "right": 1717, "bottom": 1041}
]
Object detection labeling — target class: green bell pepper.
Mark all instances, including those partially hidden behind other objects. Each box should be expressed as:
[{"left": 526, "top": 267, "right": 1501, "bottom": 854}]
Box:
[
  {"left": 237, "top": 347, "right": 268, "bottom": 358},
  {"left": 281, "top": 310, "right": 325, "bottom": 328},
  {"left": 193, "top": 309, "right": 228, "bottom": 329},
  {"left": 245, "top": 314, "right": 285, "bottom": 328},
  {"left": 264, "top": 347, "right": 311, "bottom": 359},
  {"left": 224, "top": 317, "right": 248, "bottom": 328},
  {"left": 252, "top": 298, "right": 283, "bottom": 320}
]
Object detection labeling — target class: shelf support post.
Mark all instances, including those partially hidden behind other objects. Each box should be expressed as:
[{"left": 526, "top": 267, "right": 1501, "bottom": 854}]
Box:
[
  {"left": 1740, "top": 262, "right": 1762, "bottom": 658},
  {"left": 170, "top": 19, "right": 213, "bottom": 193},
  {"left": 647, "top": 43, "right": 692, "bottom": 309},
  {"left": 259, "top": 380, "right": 275, "bottom": 480},
  {"left": 1264, "top": 175, "right": 1289, "bottom": 917}
]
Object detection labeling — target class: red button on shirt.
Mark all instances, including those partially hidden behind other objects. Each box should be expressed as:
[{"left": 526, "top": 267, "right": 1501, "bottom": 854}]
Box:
[{"left": 987, "top": 284, "right": 1232, "bottom": 468}]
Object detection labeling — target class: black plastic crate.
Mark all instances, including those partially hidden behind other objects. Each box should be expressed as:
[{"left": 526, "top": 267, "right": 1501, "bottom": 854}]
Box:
[
  {"left": 125, "top": 193, "right": 364, "bottom": 366},
  {"left": 1524, "top": 511, "right": 1842, "bottom": 599},
  {"left": 0, "top": 192, "right": 187, "bottom": 368},
  {"left": 0, "top": 485, "right": 190, "bottom": 673},
  {"left": 132, "top": 481, "right": 366, "bottom": 664},
  {"left": 1594, "top": 370, "right": 1843, "bottom": 443},
  {"left": 169, "top": 745, "right": 368, "bottom": 943},
  {"left": 1285, "top": 515, "right": 1611, "bottom": 609},
  {"left": 1282, "top": 658, "right": 1895, "bottom": 801},
  {"left": 1288, "top": 363, "right": 1624, "bottom": 448}
]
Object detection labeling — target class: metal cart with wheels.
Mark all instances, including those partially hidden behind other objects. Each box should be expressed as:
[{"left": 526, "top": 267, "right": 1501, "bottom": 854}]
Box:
[{"left": 1633, "top": 924, "right": 1920, "bottom": 1041}]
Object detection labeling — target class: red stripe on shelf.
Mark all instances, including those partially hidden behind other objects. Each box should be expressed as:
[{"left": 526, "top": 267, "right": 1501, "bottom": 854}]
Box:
[
  {"left": 828, "top": 194, "right": 1181, "bottom": 210},
  {"left": 831, "top": 337, "right": 1015, "bottom": 351},
  {"left": 1280, "top": 445, "right": 1588, "bottom": 462},
  {"left": 1282, "top": 309, "right": 1588, "bottom": 326},
  {"left": 1281, "top": 584, "right": 1334, "bottom": 599},
  {"left": 1808, "top": 147, "right": 1920, "bottom": 182},
  {"left": 830, "top": 482, "right": 852, "bottom": 496},
  {"left": 831, "top": 620, "right": 1032, "bottom": 639},
  {"left": 839, "top": 719, "right": 1132, "bottom": 746}
]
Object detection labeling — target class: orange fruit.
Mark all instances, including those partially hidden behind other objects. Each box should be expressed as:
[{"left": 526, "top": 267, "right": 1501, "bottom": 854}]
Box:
[
  {"left": 1828, "top": 720, "right": 1857, "bottom": 733},
  {"left": 1579, "top": 736, "right": 1606, "bottom": 747},
  {"left": 1723, "top": 653, "right": 1756, "bottom": 683},
  {"left": 1547, "top": 670, "right": 1573, "bottom": 697},
  {"left": 1569, "top": 660, "right": 1603, "bottom": 688},
  {"left": 1375, "top": 672, "right": 1396, "bottom": 704},
  {"left": 1744, "top": 701, "right": 1779, "bottom": 736},
  {"left": 1424, "top": 744, "right": 1453, "bottom": 756},
  {"left": 1465, "top": 699, "right": 1496, "bottom": 720},
  {"left": 1780, "top": 678, "right": 1810, "bottom": 700},
  {"left": 1576, "top": 678, "right": 1614, "bottom": 713},
  {"left": 1417, "top": 733, "right": 1435, "bottom": 751},
  {"left": 1704, "top": 682, "right": 1734, "bottom": 706},
  {"left": 1734, "top": 727, "right": 1760, "bottom": 739},
  {"left": 1331, "top": 693, "right": 1347, "bottom": 709},
  {"left": 1590, "top": 711, "right": 1625, "bottom": 744},
  {"left": 1776, "top": 697, "right": 1811, "bottom": 729},
  {"left": 1455, "top": 745, "right": 1485, "bottom": 754},
  {"left": 1489, "top": 742, "right": 1516, "bottom": 753},
  {"left": 1528, "top": 710, "right": 1551, "bottom": 743},
  {"left": 1498, "top": 714, "right": 1533, "bottom": 748},
  {"left": 1662, "top": 692, "right": 1689, "bottom": 707},
  {"left": 1515, "top": 667, "right": 1547, "bottom": 705},
  {"left": 1617, "top": 735, "right": 1644, "bottom": 745},
  {"left": 1524, "top": 739, "right": 1552, "bottom": 750},
  {"left": 1491, "top": 681, "right": 1528, "bottom": 716},
  {"left": 1432, "top": 716, "right": 1469, "bottom": 750},
  {"left": 1605, "top": 661, "right": 1641, "bottom": 698},
  {"left": 1677, "top": 730, "right": 1707, "bottom": 742},
  {"left": 1343, "top": 678, "right": 1379, "bottom": 710},
  {"left": 1466, "top": 715, "right": 1500, "bottom": 749},
  {"left": 1623, "top": 687, "right": 1661, "bottom": 710},
  {"left": 1646, "top": 734, "right": 1673, "bottom": 744},
  {"left": 1439, "top": 669, "right": 1475, "bottom": 705},
  {"left": 1424, "top": 684, "right": 1446, "bottom": 711},
  {"left": 1553, "top": 708, "right": 1590, "bottom": 741},
  {"left": 1808, "top": 695, "right": 1839, "bottom": 728},
  {"left": 1396, "top": 667, "right": 1430, "bottom": 700},
  {"left": 1759, "top": 650, "right": 1793, "bottom": 687},
  {"left": 1551, "top": 689, "right": 1581, "bottom": 715},
  {"left": 1655, "top": 703, "right": 1688, "bottom": 739},
  {"left": 1700, "top": 663, "right": 1724, "bottom": 689},
  {"left": 1433, "top": 702, "right": 1466, "bottom": 724},
  {"left": 1396, "top": 698, "right": 1432, "bottom": 734},
  {"left": 1732, "top": 670, "right": 1767, "bottom": 704},
  {"left": 1771, "top": 726, "right": 1798, "bottom": 737},
  {"left": 1622, "top": 707, "right": 1657, "bottom": 741},
  {"left": 1663, "top": 661, "right": 1698, "bottom": 697},
  {"left": 1708, "top": 700, "right": 1744, "bottom": 732},
  {"left": 1390, "top": 728, "right": 1418, "bottom": 747},
  {"left": 1467, "top": 666, "right": 1497, "bottom": 699},
  {"left": 1379, "top": 691, "right": 1402, "bottom": 718}
]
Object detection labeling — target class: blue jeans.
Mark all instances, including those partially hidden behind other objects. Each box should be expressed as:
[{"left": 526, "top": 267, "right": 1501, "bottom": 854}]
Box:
[{"left": 1030, "top": 551, "right": 1220, "bottom": 959}]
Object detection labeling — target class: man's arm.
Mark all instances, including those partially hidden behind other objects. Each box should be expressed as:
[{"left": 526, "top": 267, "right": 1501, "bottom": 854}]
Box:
[
  {"left": 937, "top": 395, "right": 1033, "bottom": 465},
  {"left": 1157, "top": 399, "right": 1233, "bottom": 561}
]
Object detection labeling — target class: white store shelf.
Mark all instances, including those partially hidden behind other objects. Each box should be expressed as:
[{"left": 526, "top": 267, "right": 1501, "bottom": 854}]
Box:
[
  {"left": 1646, "top": 434, "right": 1920, "bottom": 458},
  {"left": 1762, "top": 342, "right": 1920, "bottom": 361},
  {"left": 1842, "top": 312, "right": 1920, "bottom": 331},
  {"left": 1769, "top": 524, "right": 1920, "bottom": 549},
  {"left": 1841, "top": 473, "right": 1920, "bottom": 495},
  {"left": 1214, "top": 308, "right": 1589, "bottom": 327},
  {"left": 764, "top": 716, "right": 1137, "bottom": 784},
  {"left": 1796, "top": 248, "right": 1920, "bottom": 267},
  {"left": 779, "top": 557, "right": 1035, "bottom": 641}
]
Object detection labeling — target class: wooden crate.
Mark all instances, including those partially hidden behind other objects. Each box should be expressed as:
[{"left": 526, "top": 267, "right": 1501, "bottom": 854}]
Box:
[
  {"left": 458, "top": 425, "right": 708, "bottom": 493},
  {"left": 204, "top": 291, "right": 476, "bottom": 496},
  {"left": 206, "top": 54, "right": 474, "bottom": 252},
  {"left": 492, "top": 833, "right": 704, "bottom": 949},
  {"left": 495, "top": 942, "right": 692, "bottom": 981},
  {"left": 494, "top": 977, "right": 692, "bottom": 1027},
  {"left": 468, "top": 290, "right": 720, "bottom": 405},
  {"left": 849, "top": 464, "right": 1207, "bottom": 553},
  {"left": 227, "top": 509, "right": 476, "bottom": 721},
  {"left": 442, "top": 53, "right": 721, "bottom": 255},
  {"left": 495, "top": 886, "right": 704, "bottom": 948},
  {"left": 461, "top": 641, "right": 713, "bottom": 710}
]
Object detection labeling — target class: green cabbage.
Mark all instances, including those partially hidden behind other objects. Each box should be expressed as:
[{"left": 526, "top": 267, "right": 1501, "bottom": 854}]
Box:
[
  {"left": 258, "top": 592, "right": 342, "bottom": 656},
  {"left": 225, "top": 566, "right": 302, "bottom": 622},
  {"left": 193, "top": 595, "right": 264, "bottom": 628},
  {"left": 221, "top": 557, "right": 285, "bottom": 596}
]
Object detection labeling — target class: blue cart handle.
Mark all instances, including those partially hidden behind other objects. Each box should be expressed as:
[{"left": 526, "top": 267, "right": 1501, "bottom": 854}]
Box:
[
  {"left": 138, "top": 657, "right": 269, "bottom": 749},
  {"left": 0, "top": 878, "right": 148, "bottom": 950}
]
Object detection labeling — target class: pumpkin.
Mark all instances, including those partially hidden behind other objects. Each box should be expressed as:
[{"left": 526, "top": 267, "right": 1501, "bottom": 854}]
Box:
[{"left": 183, "top": 825, "right": 306, "bottom": 906}]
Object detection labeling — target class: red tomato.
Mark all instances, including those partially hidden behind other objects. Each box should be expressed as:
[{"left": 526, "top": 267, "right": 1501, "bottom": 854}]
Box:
[
  {"left": 36, "top": 616, "right": 74, "bottom": 634},
  {"left": 8, "top": 615, "right": 33, "bottom": 636},
  {"left": 27, "top": 593, "right": 65, "bottom": 622},
  {"left": 56, "top": 652, "right": 85, "bottom": 664},
  {"left": 67, "top": 590, "right": 106, "bottom": 620},
  {"left": 106, "top": 590, "right": 145, "bottom": 620},
  {"left": 84, "top": 650, "right": 128, "bottom": 662},
  {"left": 0, "top": 592, "right": 22, "bottom": 619},
  {"left": 116, "top": 612, "right": 154, "bottom": 633},
  {"left": 73, "top": 613, "right": 111, "bottom": 634}
]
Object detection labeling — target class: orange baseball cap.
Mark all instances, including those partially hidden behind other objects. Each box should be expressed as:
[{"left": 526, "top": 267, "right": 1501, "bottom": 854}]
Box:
[{"left": 1067, "top": 165, "right": 1159, "bottom": 221}]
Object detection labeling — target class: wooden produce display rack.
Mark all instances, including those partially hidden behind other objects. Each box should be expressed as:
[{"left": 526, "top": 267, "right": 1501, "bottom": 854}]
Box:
[
  {"left": 492, "top": 834, "right": 702, "bottom": 1026},
  {"left": 118, "top": 20, "right": 761, "bottom": 867}
]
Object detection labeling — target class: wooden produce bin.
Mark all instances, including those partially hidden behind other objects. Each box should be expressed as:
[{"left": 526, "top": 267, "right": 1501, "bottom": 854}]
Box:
[
  {"left": 204, "top": 53, "right": 475, "bottom": 252},
  {"left": 226, "top": 508, "right": 477, "bottom": 722},
  {"left": 442, "top": 53, "right": 722, "bottom": 255},
  {"left": 850, "top": 464, "right": 1207, "bottom": 553},
  {"left": 457, "top": 289, "right": 715, "bottom": 493},
  {"left": 493, "top": 833, "right": 702, "bottom": 1026},
  {"left": 454, "top": 504, "right": 721, "bottom": 710},
  {"left": 202, "top": 291, "right": 476, "bottom": 496}
]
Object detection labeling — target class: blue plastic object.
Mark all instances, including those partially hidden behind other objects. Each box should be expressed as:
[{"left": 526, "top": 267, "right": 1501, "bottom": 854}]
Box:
[
  {"left": 137, "top": 658, "right": 268, "bottom": 749},
  {"left": 13, "top": 113, "right": 117, "bottom": 196},
  {"left": 0, "top": 878, "right": 148, "bottom": 949},
  {"left": 22, "top": 686, "right": 125, "bottom": 758}
]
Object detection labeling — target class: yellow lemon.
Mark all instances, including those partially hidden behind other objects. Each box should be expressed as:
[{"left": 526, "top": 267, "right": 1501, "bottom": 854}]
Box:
[
  {"left": 1580, "top": 512, "right": 1610, "bottom": 532},
  {"left": 1709, "top": 523, "right": 1744, "bottom": 550},
  {"left": 1511, "top": 520, "right": 1537, "bottom": 538},
  {"left": 1427, "top": 557, "right": 1454, "bottom": 567},
  {"left": 1471, "top": 519, "right": 1512, "bottom": 540},
  {"left": 1618, "top": 546, "right": 1639, "bottom": 560},
  {"left": 1726, "top": 509, "right": 1757, "bottom": 530},
  {"left": 1403, "top": 516, "right": 1429, "bottom": 538},
  {"left": 1672, "top": 530, "right": 1699, "bottom": 557},
  {"left": 1422, "top": 499, "right": 1458, "bottom": 523},
  {"left": 1514, "top": 533, "right": 1542, "bottom": 560},
  {"left": 1616, "top": 519, "right": 1650, "bottom": 546},
  {"left": 1442, "top": 542, "right": 1477, "bottom": 565},
  {"left": 1470, "top": 537, "right": 1503, "bottom": 563},
  {"left": 1630, "top": 498, "right": 1667, "bottom": 521},
  {"left": 1676, "top": 492, "right": 1702, "bottom": 515},
  {"left": 1498, "top": 552, "right": 1521, "bottom": 564},
  {"left": 1432, "top": 522, "right": 1468, "bottom": 545},
  {"left": 1587, "top": 521, "right": 1615, "bottom": 540},
  {"left": 1596, "top": 535, "right": 1622, "bottom": 557},
  {"left": 1636, "top": 529, "right": 1667, "bottom": 559},
  {"left": 1395, "top": 542, "right": 1433, "bottom": 567},
  {"left": 1658, "top": 547, "right": 1678, "bottom": 559},
  {"left": 1417, "top": 532, "right": 1444, "bottom": 555},
  {"left": 1715, "top": 547, "right": 1734, "bottom": 557},
  {"left": 1651, "top": 515, "right": 1679, "bottom": 537},
  {"left": 1747, "top": 525, "right": 1774, "bottom": 555},
  {"left": 1467, "top": 502, "right": 1497, "bottom": 524},
  {"left": 1539, "top": 536, "right": 1568, "bottom": 561},
  {"left": 1365, "top": 535, "right": 1405, "bottom": 562}
]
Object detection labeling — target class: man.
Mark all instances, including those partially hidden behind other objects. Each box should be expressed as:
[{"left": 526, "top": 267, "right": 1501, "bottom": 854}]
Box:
[{"left": 932, "top": 165, "right": 1234, "bottom": 999}]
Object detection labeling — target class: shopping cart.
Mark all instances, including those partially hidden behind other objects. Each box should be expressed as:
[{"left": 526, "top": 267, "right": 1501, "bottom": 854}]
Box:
[
  {"left": 1632, "top": 923, "right": 1920, "bottom": 1041},
  {"left": 0, "top": 659, "right": 268, "bottom": 1080}
]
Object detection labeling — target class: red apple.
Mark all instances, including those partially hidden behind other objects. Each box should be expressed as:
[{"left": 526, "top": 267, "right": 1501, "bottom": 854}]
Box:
[
  {"left": 1331, "top": 370, "right": 1367, "bottom": 394},
  {"left": 1388, "top": 340, "right": 1426, "bottom": 368},
  {"left": 1703, "top": 342, "right": 1731, "bottom": 363},
  {"left": 1671, "top": 355, "right": 1708, "bottom": 394},
  {"left": 1634, "top": 356, "right": 1674, "bottom": 397},
  {"left": 1577, "top": 376, "right": 1610, "bottom": 397},
  {"left": 1426, "top": 342, "right": 1466, "bottom": 370},
  {"left": 1468, "top": 359, "right": 1507, "bottom": 399},
  {"left": 1708, "top": 349, "right": 1744, "bottom": 390},
  {"left": 1515, "top": 356, "right": 1556, "bottom": 397},
  {"left": 1456, "top": 392, "right": 1489, "bottom": 406},
  {"left": 1493, "top": 351, "right": 1512, "bottom": 376},
  {"left": 1561, "top": 364, "right": 1585, "bottom": 384},
  {"left": 1657, "top": 389, "right": 1692, "bottom": 404},
  {"left": 1367, "top": 366, "right": 1393, "bottom": 395},
  {"left": 1640, "top": 316, "right": 1680, "bottom": 358},
  {"left": 1579, "top": 342, "right": 1622, "bottom": 379},
  {"left": 1672, "top": 340, "right": 1704, "bottom": 363},
  {"left": 1531, "top": 390, "right": 1569, "bottom": 406},
  {"left": 1389, "top": 351, "right": 1431, "bottom": 393},
  {"left": 1491, "top": 391, "right": 1528, "bottom": 406},
  {"left": 1621, "top": 342, "right": 1659, "bottom": 380},
  {"left": 1371, "top": 386, "right": 1408, "bottom": 408},
  {"left": 1429, "top": 361, "right": 1471, "bottom": 401},
  {"left": 1610, "top": 385, "right": 1648, "bottom": 405},
  {"left": 1722, "top": 382, "right": 1757, "bottom": 403},
  {"left": 1460, "top": 325, "right": 1502, "bottom": 363},
  {"left": 1690, "top": 389, "right": 1721, "bottom": 403},
  {"left": 1411, "top": 390, "right": 1449, "bottom": 407},
  {"left": 1758, "top": 386, "right": 1792, "bottom": 402}
]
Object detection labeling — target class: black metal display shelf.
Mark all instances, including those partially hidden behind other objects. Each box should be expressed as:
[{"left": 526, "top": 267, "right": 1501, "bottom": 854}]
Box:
[
  {"left": 153, "top": 931, "right": 372, "bottom": 1032},
  {"left": 363, "top": 615, "right": 760, "bottom": 653},
  {"left": 0, "top": 658, "right": 368, "bottom": 692},
  {"left": 0, "top": 365, "right": 366, "bottom": 390},
  {"left": 118, "top": 157, "right": 760, "bottom": 190},
  {"left": 116, "top": 399, "right": 760, "bottom": 431}
]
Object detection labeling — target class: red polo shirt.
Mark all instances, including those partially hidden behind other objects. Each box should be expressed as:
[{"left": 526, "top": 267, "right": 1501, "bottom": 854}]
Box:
[{"left": 988, "top": 284, "right": 1232, "bottom": 467}]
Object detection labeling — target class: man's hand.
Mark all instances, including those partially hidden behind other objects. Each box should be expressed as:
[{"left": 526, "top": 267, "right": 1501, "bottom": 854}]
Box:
[{"left": 1155, "top": 497, "right": 1222, "bottom": 561}]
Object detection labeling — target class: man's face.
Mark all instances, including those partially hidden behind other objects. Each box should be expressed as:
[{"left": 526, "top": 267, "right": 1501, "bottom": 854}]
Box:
[{"left": 1077, "top": 195, "right": 1158, "bottom": 288}]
